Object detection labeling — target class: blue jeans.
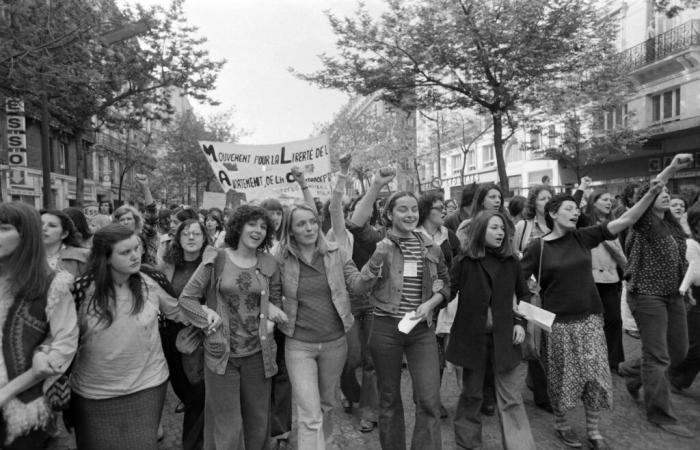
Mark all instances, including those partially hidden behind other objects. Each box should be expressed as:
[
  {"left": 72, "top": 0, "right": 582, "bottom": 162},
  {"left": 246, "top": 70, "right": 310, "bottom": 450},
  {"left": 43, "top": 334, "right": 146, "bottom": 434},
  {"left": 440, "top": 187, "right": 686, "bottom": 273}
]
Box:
[
  {"left": 369, "top": 315, "right": 442, "bottom": 450},
  {"left": 621, "top": 294, "right": 688, "bottom": 424},
  {"left": 285, "top": 335, "right": 347, "bottom": 450},
  {"left": 203, "top": 353, "right": 271, "bottom": 450}
]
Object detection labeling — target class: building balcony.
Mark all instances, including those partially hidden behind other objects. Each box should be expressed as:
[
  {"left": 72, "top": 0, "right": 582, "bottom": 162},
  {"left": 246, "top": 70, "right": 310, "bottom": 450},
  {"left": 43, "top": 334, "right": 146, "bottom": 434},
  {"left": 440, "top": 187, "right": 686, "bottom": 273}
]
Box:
[{"left": 620, "top": 20, "right": 700, "bottom": 84}]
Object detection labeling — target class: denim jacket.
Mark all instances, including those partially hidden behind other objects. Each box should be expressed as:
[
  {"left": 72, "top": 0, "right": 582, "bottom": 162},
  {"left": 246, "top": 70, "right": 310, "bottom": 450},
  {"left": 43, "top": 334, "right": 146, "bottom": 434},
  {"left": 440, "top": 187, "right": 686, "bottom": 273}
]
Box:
[
  {"left": 178, "top": 247, "right": 282, "bottom": 378},
  {"left": 277, "top": 239, "right": 378, "bottom": 338},
  {"left": 369, "top": 231, "right": 450, "bottom": 325}
]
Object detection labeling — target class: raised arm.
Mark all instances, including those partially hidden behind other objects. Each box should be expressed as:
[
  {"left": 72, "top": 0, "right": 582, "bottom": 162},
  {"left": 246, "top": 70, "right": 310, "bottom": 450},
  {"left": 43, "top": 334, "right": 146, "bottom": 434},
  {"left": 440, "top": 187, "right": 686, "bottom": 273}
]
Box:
[
  {"left": 291, "top": 167, "right": 316, "bottom": 211},
  {"left": 349, "top": 168, "right": 395, "bottom": 227},
  {"left": 607, "top": 154, "right": 693, "bottom": 235},
  {"left": 329, "top": 154, "right": 352, "bottom": 251}
]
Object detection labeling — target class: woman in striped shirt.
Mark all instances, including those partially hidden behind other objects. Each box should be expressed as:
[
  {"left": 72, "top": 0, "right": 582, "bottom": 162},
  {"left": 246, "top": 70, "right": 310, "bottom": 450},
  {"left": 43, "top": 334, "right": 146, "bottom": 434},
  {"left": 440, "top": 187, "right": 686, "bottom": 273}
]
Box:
[{"left": 365, "top": 191, "right": 450, "bottom": 450}]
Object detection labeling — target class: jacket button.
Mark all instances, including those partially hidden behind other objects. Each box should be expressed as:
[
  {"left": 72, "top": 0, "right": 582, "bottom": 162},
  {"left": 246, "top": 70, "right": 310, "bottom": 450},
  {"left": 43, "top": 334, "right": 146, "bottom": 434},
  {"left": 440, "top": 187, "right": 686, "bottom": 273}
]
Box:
[
  {"left": 260, "top": 313, "right": 265, "bottom": 319},
  {"left": 261, "top": 291, "right": 266, "bottom": 295},
  {"left": 261, "top": 335, "right": 266, "bottom": 340}
]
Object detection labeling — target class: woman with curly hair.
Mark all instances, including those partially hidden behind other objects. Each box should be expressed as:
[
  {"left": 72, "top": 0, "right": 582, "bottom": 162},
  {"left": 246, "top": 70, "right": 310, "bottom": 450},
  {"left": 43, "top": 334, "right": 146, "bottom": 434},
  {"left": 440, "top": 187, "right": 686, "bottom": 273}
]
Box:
[
  {"left": 179, "top": 206, "right": 288, "bottom": 450},
  {"left": 41, "top": 209, "right": 91, "bottom": 277},
  {"left": 0, "top": 203, "right": 78, "bottom": 449},
  {"left": 158, "top": 219, "right": 212, "bottom": 449}
]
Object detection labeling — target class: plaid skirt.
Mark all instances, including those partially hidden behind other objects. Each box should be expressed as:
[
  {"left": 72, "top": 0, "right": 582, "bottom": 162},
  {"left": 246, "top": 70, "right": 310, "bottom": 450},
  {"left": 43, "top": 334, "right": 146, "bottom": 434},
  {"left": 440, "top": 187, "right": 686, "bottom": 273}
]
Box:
[
  {"left": 543, "top": 314, "right": 612, "bottom": 412},
  {"left": 72, "top": 382, "right": 167, "bottom": 450}
]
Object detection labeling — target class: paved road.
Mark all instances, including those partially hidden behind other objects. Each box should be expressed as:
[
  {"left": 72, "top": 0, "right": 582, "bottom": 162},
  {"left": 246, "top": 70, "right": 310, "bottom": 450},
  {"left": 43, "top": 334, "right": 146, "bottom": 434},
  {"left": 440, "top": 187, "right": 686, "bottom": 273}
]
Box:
[{"left": 48, "top": 334, "right": 700, "bottom": 449}]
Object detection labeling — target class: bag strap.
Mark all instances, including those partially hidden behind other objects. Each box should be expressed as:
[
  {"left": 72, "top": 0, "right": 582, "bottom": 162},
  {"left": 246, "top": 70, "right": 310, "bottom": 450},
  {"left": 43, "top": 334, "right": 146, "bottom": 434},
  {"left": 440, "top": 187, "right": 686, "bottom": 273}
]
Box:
[
  {"left": 536, "top": 238, "right": 544, "bottom": 292},
  {"left": 207, "top": 249, "right": 227, "bottom": 310}
]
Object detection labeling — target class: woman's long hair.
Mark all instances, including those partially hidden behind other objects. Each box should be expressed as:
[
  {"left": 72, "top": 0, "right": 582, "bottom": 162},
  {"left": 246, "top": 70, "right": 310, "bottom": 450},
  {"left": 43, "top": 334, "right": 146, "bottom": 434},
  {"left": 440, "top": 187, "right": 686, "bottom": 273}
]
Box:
[
  {"left": 87, "top": 224, "right": 145, "bottom": 327},
  {"left": 163, "top": 219, "right": 211, "bottom": 266},
  {"left": 584, "top": 190, "right": 614, "bottom": 224},
  {"left": 41, "top": 209, "right": 83, "bottom": 248},
  {"left": 523, "top": 185, "right": 553, "bottom": 220},
  {"left": 463, "top": 210, "right": 514, "bottom": 259},
  {"left": 635, "top": 184, "right": 686, "bottom": 239},
  {"left": 0, "top": 203, "right": 52, "bottom": 299},
  {"left": 63, "top": 207, "right": 93, "bottom": 244},
  {"left": 261, "top": 198, "right": 284, "bottom": 240},
  {"left": 469, "top": 183, "right": 506, "bottom": 218}
]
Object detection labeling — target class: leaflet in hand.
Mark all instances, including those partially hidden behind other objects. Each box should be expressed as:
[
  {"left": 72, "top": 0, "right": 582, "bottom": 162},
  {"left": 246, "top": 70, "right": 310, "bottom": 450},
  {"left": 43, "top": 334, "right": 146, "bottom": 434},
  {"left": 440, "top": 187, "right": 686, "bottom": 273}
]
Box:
[
  {"left": 398, "top": 311, "right": 419, "bottom": 334},
  {"left": 516, "top": 302, "right": 555, "bottom": 333}
]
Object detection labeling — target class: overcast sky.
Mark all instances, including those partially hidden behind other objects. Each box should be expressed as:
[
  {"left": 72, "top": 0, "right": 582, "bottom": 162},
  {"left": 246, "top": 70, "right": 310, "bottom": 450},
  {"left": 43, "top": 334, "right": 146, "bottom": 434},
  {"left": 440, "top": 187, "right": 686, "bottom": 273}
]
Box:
[{"left": 128, "top": 0, "right": 384, "bottom": 144}]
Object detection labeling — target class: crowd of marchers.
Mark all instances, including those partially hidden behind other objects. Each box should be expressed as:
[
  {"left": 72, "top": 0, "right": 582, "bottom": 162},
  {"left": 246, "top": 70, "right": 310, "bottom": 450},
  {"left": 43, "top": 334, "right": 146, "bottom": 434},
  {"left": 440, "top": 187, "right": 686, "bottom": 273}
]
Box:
[{"left": 0, "top": 152, "right": 698, "bottom": 450}]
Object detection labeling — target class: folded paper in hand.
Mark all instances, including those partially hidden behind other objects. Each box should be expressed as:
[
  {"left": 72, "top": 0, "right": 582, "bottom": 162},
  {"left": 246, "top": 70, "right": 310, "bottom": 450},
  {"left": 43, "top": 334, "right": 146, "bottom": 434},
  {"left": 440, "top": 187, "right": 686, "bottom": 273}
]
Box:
[
  {"left": 398, "top": 311, "right": 419, "bottom": 334},
  {"left": 516, "top": 302, "right": 555, "bottom": 333}
]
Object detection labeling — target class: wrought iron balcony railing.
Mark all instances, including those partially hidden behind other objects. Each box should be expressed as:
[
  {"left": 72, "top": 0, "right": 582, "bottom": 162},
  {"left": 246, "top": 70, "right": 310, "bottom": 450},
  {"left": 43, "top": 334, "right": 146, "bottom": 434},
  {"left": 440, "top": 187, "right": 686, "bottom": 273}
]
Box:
[{"left": 619, "top": 20, "right": 700, "bottom": 72}]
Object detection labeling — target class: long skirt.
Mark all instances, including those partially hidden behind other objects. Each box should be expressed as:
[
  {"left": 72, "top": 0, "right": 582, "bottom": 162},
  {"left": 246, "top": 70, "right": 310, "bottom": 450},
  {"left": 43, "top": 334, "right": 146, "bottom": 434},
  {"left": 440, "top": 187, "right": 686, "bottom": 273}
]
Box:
[
  {"left": 72, "top": 382, "right": 167, "bottom": 450},
  {"left": 543, "top": 314, "right": 612, "bottom": 412}
]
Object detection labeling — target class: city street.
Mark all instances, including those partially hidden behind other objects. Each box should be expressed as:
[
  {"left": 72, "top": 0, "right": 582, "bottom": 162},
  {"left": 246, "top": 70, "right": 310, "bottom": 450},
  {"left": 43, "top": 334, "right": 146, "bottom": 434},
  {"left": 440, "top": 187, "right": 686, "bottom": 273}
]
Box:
[{"left": 48, "top": 333, "right": 700, "bottom": 450}]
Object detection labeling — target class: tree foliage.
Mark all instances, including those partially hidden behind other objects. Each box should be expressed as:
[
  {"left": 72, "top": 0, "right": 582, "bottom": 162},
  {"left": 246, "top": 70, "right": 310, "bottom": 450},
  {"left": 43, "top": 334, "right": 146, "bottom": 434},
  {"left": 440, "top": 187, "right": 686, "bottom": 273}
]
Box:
[
  {"left": 152, "top": 109, "right": 243, "bottom": 205},
  {"left": 292, "top": 0, "right": 621, "bottom": 193},
  {"left": 0, "top": 0, "right": 224, "bottom": 205},
  {"left": 318, "top": 96, "right": 416, "bottom": 192}
]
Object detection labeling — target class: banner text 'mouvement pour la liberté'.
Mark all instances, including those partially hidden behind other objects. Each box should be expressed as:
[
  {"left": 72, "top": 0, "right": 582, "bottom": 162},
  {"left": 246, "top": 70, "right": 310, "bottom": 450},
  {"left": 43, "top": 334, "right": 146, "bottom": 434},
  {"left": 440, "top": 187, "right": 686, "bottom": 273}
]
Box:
[{"left": 199, "top": 135, "right": 332, "bottom": 201}]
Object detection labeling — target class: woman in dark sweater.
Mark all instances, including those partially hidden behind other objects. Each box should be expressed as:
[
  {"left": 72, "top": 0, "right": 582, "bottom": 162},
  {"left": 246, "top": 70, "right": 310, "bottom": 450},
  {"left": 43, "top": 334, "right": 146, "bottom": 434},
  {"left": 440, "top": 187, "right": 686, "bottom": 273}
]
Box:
[
  {"left": 448, "top": 211, "right": 535, "bottom": 450},
  {"left": 521, "top": 179, "right": 667, "bottom": 450},
  {"left": 618, "top": 153, "right": 695, "bottom": 439}
]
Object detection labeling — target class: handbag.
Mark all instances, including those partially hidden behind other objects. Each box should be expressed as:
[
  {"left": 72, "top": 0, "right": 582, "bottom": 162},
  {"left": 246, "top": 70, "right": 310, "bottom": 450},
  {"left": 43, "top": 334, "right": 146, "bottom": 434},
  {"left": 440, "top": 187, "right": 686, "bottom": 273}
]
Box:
[{"left": 521, "top": 238, "right": 545, "bottom": 360}]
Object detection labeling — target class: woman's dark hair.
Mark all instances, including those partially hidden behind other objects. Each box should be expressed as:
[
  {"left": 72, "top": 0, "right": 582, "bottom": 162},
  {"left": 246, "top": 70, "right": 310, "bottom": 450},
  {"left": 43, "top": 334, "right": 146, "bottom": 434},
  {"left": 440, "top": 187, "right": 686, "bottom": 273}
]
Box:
[
  {"left": 544, "top": 194, "right": 578, "bottom": 230},
  {"left": 418, "top": 192, "right": 444, "bottom": 225},
  {"left": 224, "top": 205, "right": 275, "bottom": 251},
  {"left": 63, "top": 207, "right": 92, "bottom": 243},
  {"left": 87, "top": 224, "right": 145, "bottom": 327},
  {"left": 524, "top": 185, "right": 554, "bottom": 220},
  {"left": 464, "top": 210, "right": 514, "bottom": 259},
  {"left": 670, "top": 194, "right": 688, "bottom": 211},
  {"left": 469, "top": 183, "right": 505, "bottom": 217},
  {"left": 383, "top": 191, "right": 418, "bottom": 228},
  {"left": 261, "top": 198, "right": 284, "bottom": 239},
  {"left": 204, "top": 212, "right": 223, "bottom": 233},
  {"left": 157, "top": 209, "right": 172, "bottom": 234},
  {"left": 163, "top": 219, "right": 210, "bottom": 266},
  {"left": 635, "top": 184, "right": 686, "bottom": 238},
  {"left": 460, "top": 183, "right": 478, "bottom": 210},
  {"left": 41, "top": 209, "right": 83, "bottom": 248},
  {"left": 0, "top": 203, "right": 52, "bottom": 300},
  {"left": 584, "top": 190, "right": 614, "bottom": 224},
  {"left": 321, "top": 199, "right": 333, "bottom": 234},
  {"left": 507, "top": 196, "right": 527, "bottom": 220},
  {"left": 621, "top": 183, "right": 638, "bottom": 208},
  {"left": 174, "top": 207, "right": 199, "bottom": 223},
  {"left": 687, "top": 204, "right": 700, "bottom": 243}
]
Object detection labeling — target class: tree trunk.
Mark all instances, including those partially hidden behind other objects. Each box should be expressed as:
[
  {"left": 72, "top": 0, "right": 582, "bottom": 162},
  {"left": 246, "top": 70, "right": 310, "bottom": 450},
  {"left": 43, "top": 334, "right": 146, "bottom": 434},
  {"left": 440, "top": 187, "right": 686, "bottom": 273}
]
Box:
[
  {"left": 436, "top": 114, "right": 441, "bottom": 181},
  {"left": 460, "top": 145, "right": 468, "bottom": 186},
  {"left": 492, "top": 111, "right": 510, "bottom": 194},
  {"left": 118, "top": 167, "right": 127, "bottom": 204},
  {"left": 40, "top": 89, "right": 53, "bottom": 209},
  {"left": 414, "top": 157, "right": 423, "bottom": 193},
  {"left": 75, "top": 127, "right": 85, "bottom": 207}
]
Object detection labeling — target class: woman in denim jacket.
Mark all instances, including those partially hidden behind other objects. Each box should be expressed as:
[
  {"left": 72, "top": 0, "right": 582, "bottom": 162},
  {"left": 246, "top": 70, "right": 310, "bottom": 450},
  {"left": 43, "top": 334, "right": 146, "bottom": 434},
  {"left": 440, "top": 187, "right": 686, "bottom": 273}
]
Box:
[
  {"left": 178, "top": 206, "right": 287, "bottom": 450},
  {"left": 277, "top": 202, "right": 378, "bottom": 450},
  {"left": 364, "top": 191, "right": 450, "bottom": 450}
]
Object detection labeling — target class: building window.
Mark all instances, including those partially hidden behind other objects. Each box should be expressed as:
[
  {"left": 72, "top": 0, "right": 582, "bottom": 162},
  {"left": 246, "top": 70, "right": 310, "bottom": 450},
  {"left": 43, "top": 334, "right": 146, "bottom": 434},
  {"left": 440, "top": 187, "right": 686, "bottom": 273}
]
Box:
[
  {"left": 481, "top": 144, "right": 495, "bottom": 168},
  {"left": 440, "top": 157, "right": 447, "bottom": 178},
  {"left": 651, "top": 88, "right": 681, "bottom": 122},
  {"left": 466, "top": 149, "right": 476, "bottom": 171},
  {"left": 451, "top": 154, "right": 461, "bottom": 176},
  {"left": 529, "top": 129, "right": 542, "bottom": 151},
  {"left": 603, "top": 104, "right": 628, "bottom": 130},
  {"left": 505, "top": 142, "right": 522, "bottom": 164},
  {"left": 548, "top": 125, "right": 557, "bottom": 148}
]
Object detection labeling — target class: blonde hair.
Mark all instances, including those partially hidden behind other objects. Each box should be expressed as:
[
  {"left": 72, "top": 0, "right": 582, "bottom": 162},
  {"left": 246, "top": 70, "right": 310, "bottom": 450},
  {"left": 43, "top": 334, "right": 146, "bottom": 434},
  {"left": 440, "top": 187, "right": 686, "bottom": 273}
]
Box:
[
  {"left": 113, "top": 205, "right": 143, "bottom": 234},
  {"left": 280, "top": 202, "right": 326, "bottom": 252}
]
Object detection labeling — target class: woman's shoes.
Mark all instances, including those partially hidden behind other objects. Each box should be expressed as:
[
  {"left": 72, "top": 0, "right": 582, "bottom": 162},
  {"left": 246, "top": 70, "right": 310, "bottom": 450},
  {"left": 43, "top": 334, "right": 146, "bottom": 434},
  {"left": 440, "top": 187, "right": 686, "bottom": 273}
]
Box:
[
  {"left": 555, "top": 429, "right": 582, "bottom": 448},
  {"left": 588, "top": 437, "right": 610, "bottom": 450}
]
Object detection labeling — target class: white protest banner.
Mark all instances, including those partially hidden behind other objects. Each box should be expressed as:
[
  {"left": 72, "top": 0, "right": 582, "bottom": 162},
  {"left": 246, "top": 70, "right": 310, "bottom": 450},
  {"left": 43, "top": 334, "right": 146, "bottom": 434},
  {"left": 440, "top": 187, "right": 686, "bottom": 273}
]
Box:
[
  {"left": 201, "top": 191, "right": 227, "bottom": 210},
  {"left": 199, "top": 135, "right": 332, "bottom": 201}
]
